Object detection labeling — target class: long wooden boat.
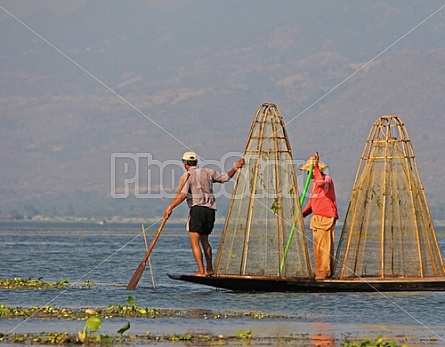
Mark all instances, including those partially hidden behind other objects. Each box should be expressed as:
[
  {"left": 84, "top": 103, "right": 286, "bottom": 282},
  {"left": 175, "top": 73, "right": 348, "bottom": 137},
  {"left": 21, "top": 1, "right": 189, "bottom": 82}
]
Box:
[
  {"left": 168, "top": 274, "right": 445, "bottom": 292},
  {"left": 166, "top": 113, "right": 445, "bottom": 293}
]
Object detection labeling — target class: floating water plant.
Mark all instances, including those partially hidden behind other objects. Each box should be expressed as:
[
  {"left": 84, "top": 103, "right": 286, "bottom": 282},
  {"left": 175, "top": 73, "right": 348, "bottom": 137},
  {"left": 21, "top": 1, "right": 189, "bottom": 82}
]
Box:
[
  {"left": 104, "top": 296, "right": 161, "bottom": 317},
  {"left": 0, "top": 277, "right": 70, "bottom": 289},
  {"left": 31, "top": 332, "right": 73, "bottom": 345},
  {"left": 0, "top": 304, "right": 76, "bottom": 319},
  {"left": 0, "top": 330, "right": 415, "bottom": 346},
  {"left": 79, "top": 280, "right": 95, "bottom": 289},
  {"left": 167, "top": 333, "right": 193, "bottom": 341},
  {"left": 116, "top": 322, "right": 130, "bottom": 340},
  {"left": 78, "top": 315, "right": 102, "bottom": 343},
  {"left": 236, "top": 329, "right": 252, "bottom": 339},
  {"left": 0, "top": 301, "right": 286, "bottom": 321},
  {"left": 342, "top": 336, "right": 408, "bottom": 347},
  {"left": 0, "top": 277, "right": 99, "bottom": 290}
]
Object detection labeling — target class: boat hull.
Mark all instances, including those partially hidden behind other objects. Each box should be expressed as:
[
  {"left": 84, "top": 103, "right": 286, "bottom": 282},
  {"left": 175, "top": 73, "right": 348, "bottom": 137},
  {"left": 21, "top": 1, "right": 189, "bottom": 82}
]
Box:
[{"left": 167, "top": 274, "right": 445, "bottom": 292}]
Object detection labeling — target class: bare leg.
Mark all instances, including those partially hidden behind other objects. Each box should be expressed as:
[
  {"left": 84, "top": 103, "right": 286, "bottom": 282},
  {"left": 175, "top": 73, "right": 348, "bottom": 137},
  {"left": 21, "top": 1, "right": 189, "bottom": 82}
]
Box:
[
  {"left": 200, "top": 234, "right": 214, "bottom": 276},
  {"left": 189, "top": 231, "right": 206, "bottom": 275}
]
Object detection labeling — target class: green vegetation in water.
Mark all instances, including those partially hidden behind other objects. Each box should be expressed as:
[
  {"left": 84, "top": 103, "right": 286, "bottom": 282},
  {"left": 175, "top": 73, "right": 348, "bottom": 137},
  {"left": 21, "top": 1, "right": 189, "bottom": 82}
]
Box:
[
  {"left": 0, "top": 298, "right": 416, "bottom": 347},
  {"left": 0, "top": 277, "right": 98, "bottom": 290},
  {"left": 235, "top": 329, "right": 252, "bottom": 339},
  {"left": 0, "top": 316, "right": 130, "bottom": 345},
  {"left": 342, "top": 336, "right": 408, "bottom": 347},
  {"left": 0, "top": 296, "right": 279, "bottom": 320},
  {"left": 0, "top": 277, "right": 71, "bottom": 290},
  {"left": 0, "top": 331, "right": 228, "bottom": 345},
  {"left": 116, "top": 321, "right": 131, "bottom": 340},
  {"left": 0, "top": 296, "right": 416, "bottom": 346},
  {"left": 0, "top": 304, "right": 78, "bottom": 319},
  {"left": 77, "top": 315, "right": 102, "bottom": 343},
  {"left": 0, "top": 331, "right": 415, "bottom": 346}
]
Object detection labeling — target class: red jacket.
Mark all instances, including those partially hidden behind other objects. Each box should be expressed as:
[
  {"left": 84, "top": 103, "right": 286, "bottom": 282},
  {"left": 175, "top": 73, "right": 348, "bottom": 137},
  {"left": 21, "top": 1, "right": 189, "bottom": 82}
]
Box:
[{"left": 302, "top": 165, "right": 339, "bottom": 219}]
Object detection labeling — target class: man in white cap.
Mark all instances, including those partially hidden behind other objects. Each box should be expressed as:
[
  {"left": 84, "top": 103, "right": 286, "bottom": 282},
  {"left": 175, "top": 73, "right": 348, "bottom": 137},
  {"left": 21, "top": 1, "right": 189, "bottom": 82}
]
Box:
[
  {"left": 301, "top": 152, "right": 338, "bottom": 280},
  {"left": 164, "top": 151, "right": 244, "bottom": 276}
]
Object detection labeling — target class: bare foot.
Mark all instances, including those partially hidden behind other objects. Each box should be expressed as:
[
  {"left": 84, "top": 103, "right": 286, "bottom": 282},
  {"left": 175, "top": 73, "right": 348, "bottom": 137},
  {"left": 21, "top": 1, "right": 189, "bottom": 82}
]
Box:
[
  {"left": 205, "top": 270, "right": 214, "bottom": 277},
  {"left": 192, "top": 272, "right": 207, "bottom": 277}
]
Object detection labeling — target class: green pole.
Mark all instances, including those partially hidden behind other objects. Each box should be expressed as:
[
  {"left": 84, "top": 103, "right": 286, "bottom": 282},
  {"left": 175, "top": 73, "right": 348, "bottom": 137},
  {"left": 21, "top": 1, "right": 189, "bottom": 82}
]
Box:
[{"left": 279, "top": 164, "right": 313, "bottom": 275}]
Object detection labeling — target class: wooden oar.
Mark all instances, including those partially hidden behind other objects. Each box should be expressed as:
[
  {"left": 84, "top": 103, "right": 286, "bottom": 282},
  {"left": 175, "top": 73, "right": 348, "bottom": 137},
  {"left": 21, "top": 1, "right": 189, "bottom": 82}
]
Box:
[
  {"left": 279, "top": 163, "right": 314, "bottom": 275},
  {"left": 142, "top": 224, "right": 156, "bottom": 290},
  {"left": 126, "top": 172, "right": 190, "bottom": 290}
]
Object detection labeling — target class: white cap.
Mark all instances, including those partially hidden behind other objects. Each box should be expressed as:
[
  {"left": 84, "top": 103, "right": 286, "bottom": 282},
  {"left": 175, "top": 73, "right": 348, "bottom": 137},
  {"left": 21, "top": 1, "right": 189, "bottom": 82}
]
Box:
[{"left": 182, "top": 151, "right": 198, "bottom": 161}]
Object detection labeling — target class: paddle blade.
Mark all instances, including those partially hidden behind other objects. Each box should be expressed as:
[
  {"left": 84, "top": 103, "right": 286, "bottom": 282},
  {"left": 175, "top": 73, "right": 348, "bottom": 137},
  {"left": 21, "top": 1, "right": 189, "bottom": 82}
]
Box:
[
  {"left": 126, "top": 175, "right": 188, "bottom": 290},
  {"left": 126, "top": 260, "right": 147, "bottom": 290}
]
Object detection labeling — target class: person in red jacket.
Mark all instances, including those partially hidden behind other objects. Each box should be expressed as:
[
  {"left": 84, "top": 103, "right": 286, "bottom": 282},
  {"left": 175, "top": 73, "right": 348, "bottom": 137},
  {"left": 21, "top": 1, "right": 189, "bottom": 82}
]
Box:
[{"left": 301, "top": 152, "right": 339, "bottom": 280}]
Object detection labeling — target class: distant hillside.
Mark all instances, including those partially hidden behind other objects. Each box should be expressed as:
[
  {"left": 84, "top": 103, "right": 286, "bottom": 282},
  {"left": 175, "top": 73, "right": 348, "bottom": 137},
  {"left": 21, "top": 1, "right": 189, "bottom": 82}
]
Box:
[{"left": 1, "top": 1, "right": 445, "bottom": 221}]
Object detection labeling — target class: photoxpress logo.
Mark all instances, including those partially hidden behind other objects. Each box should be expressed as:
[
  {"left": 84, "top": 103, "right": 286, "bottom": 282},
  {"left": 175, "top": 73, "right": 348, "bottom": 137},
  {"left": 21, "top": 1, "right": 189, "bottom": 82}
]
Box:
[
  {"left": 110, "top": 152, "right": 328, "bottom": 200},
  {"left": 110, "top": 152, "right": 244, "bottom": 199},
  {"left": 111, "top": 153, "right": 178, "bottom": 198}
]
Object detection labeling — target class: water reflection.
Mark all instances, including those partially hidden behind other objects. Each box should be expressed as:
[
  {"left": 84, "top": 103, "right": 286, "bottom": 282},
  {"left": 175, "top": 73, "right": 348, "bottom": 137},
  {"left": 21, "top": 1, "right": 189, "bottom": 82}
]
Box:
[{"left": 310, "top": 322, "right": 336, "bottom": 346}]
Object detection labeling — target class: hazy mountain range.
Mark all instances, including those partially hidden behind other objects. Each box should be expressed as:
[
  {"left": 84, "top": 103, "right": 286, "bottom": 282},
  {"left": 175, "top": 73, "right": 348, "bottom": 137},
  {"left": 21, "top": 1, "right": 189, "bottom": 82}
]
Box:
[{"left": 1, "top": 1, "right": 445, "bottom": 222}]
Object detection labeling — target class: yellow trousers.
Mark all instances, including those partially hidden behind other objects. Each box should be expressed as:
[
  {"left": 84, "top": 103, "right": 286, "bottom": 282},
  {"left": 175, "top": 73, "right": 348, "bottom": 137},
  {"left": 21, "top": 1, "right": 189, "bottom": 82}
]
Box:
[{"left": 310, "top": 215, "right": 336, "bottom": 279}]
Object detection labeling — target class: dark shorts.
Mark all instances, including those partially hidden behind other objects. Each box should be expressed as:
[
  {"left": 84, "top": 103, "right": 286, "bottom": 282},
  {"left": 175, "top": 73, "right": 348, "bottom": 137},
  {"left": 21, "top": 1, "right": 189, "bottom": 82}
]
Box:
[{"left": 187, "top": 206, "right": 216, "bottom": 235}]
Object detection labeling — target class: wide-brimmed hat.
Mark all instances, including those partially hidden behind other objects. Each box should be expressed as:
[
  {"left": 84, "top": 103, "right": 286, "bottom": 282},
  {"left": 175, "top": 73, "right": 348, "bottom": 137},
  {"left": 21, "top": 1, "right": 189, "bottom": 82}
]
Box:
[
  {"left": 182, "top": 151, "right": 198, "bottom": 161},
  {"left": 299, "top": 158, "right": 328, "bottom": 172}
]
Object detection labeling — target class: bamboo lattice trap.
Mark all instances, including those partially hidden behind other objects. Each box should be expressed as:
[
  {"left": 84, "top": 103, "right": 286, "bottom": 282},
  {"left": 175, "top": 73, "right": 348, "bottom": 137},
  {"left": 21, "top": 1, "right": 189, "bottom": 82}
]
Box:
[
  {"left": 214, "top": 103, "right": 312, "bottom": 278},
  {"left": 335, "top": 115, "right": 445, "bottom": 279}
]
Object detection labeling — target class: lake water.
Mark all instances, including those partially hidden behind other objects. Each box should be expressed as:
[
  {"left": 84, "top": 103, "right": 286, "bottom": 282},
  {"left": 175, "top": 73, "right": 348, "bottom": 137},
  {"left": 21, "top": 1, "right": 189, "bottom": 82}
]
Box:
[{"left": 1, "top": 221, "right": 445, "bottom": 346}]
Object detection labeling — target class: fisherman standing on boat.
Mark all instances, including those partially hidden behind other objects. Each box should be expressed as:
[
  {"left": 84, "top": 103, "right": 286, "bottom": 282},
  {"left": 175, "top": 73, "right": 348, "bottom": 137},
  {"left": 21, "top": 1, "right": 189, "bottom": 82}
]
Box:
[
  {"left": 301, "top": 152, "right": 338, "bottom": 280},
  {"left": 164, "top": 151, "right": 245, "bottom": 277}
]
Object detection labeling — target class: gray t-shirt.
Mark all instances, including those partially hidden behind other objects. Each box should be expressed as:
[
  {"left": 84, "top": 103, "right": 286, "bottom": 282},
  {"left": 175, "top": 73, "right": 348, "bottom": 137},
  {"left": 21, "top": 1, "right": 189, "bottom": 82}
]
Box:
[{"left": 180, "top": 166, "right": 231, "bottom": 210}]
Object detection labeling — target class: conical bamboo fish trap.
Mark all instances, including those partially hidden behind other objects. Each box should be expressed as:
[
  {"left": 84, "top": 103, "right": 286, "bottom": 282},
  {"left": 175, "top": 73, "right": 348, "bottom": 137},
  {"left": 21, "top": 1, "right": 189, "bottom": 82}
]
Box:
[
  {"left": 335, "top": 115, "right": 445, "bottom": 279},
  {"left": 214, "top": 103, "right": 313, "bottom": 278}
]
